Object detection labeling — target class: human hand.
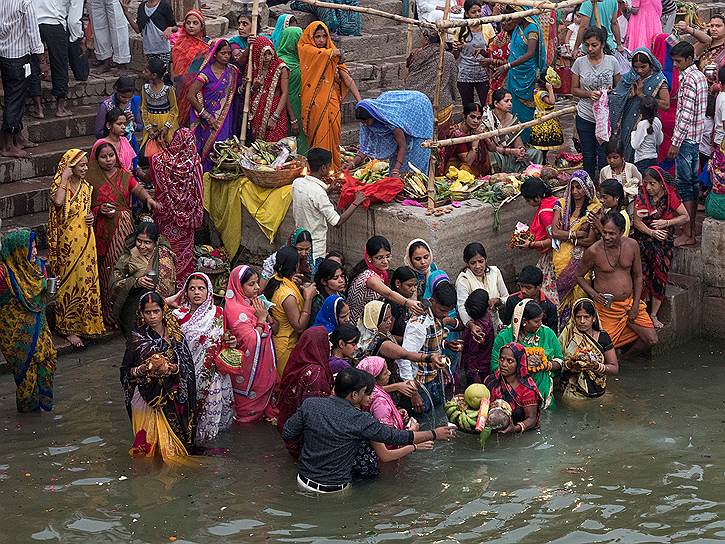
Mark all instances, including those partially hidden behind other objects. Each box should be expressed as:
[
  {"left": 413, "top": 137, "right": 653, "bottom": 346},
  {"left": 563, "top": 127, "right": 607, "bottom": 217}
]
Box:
[
  {"left": 147, "top": 198, "right": 161, "bottom": 212},
  {"left": 489, "top": 297, "right": 500, "bottom": 309},
  {"left": 516, "top": 147, "right": 527, "bottom": 161},
  {"left": 450, "top": 4, "right": 463, "bottom": 13},
  {"left": 434, "top": 425, "right": 456, "bottom": 440},
  {"left": 411, "top": 392, "right": 424, "bottom": 413},
  {"left": 224, "top": 331, "right": 238, "bottom": 348},
  {"left": 451, "top": 41, "right": 463, "bottom": 52},
  {"left": 84, "top": 213, "right": 94, "bottom": 226},
  {"left": 399, "top": 408, "right": 409, "bottom": 421},
  {"left": 498, "top": 422, "right": 516, "bottom": 434},
  {"left": 232, "top": 49, "right": 242, "bottom": 62},
  {"left": 468, "top": 321, "right": 485, "bottom": 343},
  {"left": 628, "top": 306, "right": 639, "bottom": 323},
  {"left": 162, "top": 26, "right": 173, "bottom": 40},
  {"left": 303, "top": 283, "right": 318, "bottom": 299},
  {"left": 61, "top": 166, "right": 73, "bottom": 183},
  {"left": 592, "top": 291, "right": 609, "bottom": 306},
  {"left": 590, "top": 90, "right": 602, "bottom": 101},
  {"left": 119, "top": 0, "right": 130, "bottom": 9},
  {"left": 415, "top": 440, "right": 434, "bottom": 451},
  {"left": 651, "top": 219, "right": 669, "bottom": 230},
  {"left": 446, "top": 340, "right": 464, "bottom": 353},
  {"left": 251, "top": 80, "right": 261, "bottom": 94},
  {"left": 407, "top": 299, "right": 425, "bottom": 316},
  {"left": 493, "top": 64, "right": 508, "bottom": 80},
  {"left": 166, "top": 289, "right": 184, "bottom": 308},
  {"left": 291, "top": 273, "right": 304, "bottom": 286},
  {"left": 429, "top": 354, "right": 448, "bottom": 368},
  {"left": 650, "top": 228, "right": 668, "bottom": 241},
  {"left": 252, "top": 296, "right": 269, "bottom": 322},
  {"left": 398, "top": 380, "right": 418, "bottom": 397},
  {"left": 137, "top": 275, "right": 156, "bottom": 290},
  {"left": 332, "top": 48, "right": 342, "bottom": 58},
  {"left": 100, "top": 202, "right": 116, "bottom": 216},
  {"left": 616, "top": 44, "right": 625, "bottom": 54},
  {"left": 353, "top": 190, "right": 366, "bottom": 206},
  {"left": 289, "top": 121, "right": 300, "bottom": 136},
  {"left": 676, "top": 20, "right": 690, "bottom": 34},
  {"left": 667, "top": 144, "right": 679, "bottom": 160},
  {"left": 341, "top": 160, "right": 354, "bottom": 171}
]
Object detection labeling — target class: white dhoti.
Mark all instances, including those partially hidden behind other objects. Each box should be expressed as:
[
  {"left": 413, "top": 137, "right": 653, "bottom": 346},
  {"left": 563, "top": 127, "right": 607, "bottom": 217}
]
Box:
[{"left": 90, "top": 0, "right": 131, "bottom": 64}]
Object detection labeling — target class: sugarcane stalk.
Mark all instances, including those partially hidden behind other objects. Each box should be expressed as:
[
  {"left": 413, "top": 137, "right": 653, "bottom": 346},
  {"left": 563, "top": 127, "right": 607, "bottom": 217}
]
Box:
[
  {"left": 241, "top": 0, "right": 260, "bottom": 140},
  {"left": 427, "top": 0, "right": 450, "bottom": 210},
  {"left": 421, "top": 106, "right": 577, "bottom": 148},
  {"left": 485, "top": 0, "right": 581, "bottom": 9},
  {"left": 436, "top": 0, "right": 584, "bottom": 28}
]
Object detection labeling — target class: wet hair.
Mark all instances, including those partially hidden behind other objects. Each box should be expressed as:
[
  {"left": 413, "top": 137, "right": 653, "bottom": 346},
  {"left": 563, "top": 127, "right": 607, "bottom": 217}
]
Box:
[
  {"left": 391, "top": 265, "right": 416, "bottom": 292},
  {"left": 572, "top": 299, "right": 601, "bottom": 331},
  {"left": 407, "top": 240, "right": 431, "bottom": 261},
  {"left": 670, "top": 40, "right": 695, "bottom": 60},
  {"left": 459, "top": 0, "right": 483, "bottom": 43},
  {"left": 517, "top": 265, "right": 543, "bottom": 286},
  {"left": 330, "top": 323, "right": 360, "bottom": 348},
  {"left": 432, "top": 280, "right": 457, "bottom": 309},
  {"left": 114, "top": 75, "right": 136, "bottom": 94},
  {"left": 146, "top": 57, "right": 168, "bottom": 79},
  {"left": 240, "top": 266, "right": 259, "bottom": 285},
  {"left": 491, "top": 88, "right": 511, "bottom": 106},
  {"left": 263, "top": 246, "right": 299, "bottom": 300},
  {"left": 582, "top": 27, "right": 608, "bottom": 49},
  {"left": 463, "top": 102, "right": 483, "bottom": 116},
  {"left": 719, "top": 64, "right": 725, "bottom": 86},
  {"left": 314, "top": 258, "right": 345, "bottom": 294},
  {"left": 94, "top": 141, "right": 117, "bottom": 161},
  {"left": 104, "top": 107, "right": 127, "bottom": 137},
  {"left": 348, "top": 236, "right": 392, "bottom": 289},
  {"left": 355, "top": 107, "right": 373, "bottom": 121},
  {"left": 605, "top": 139, "right": 623, "bottom": 157},
  {"left": 639, "top": 95, "right": 658, "bottom": 135},
  {"left": 134, "top": 221, "right": 159, "bottom": 242},
  {"left": 520, "top": 176, "right": 552, "bottom": 200},
  {"left": 522, "top": 300, "right": 544, "bottom": 321},
  {"left": 464, "top": 288, "right": 490, "bottom": 320},
  {"left": 335, "top": 367, "right": 375, "bottom": 398},
  {"left": 600, "top": 178, "right": 625, "bottom": 210},
  {"left": 307, "top": 147, "right": 333, "bottom": 172},
  {"left": 601, "top": 209, "right": 626, "bottom": 232},
  {"left": 139, "top": 291, "right": 165, "bottom": 312}
]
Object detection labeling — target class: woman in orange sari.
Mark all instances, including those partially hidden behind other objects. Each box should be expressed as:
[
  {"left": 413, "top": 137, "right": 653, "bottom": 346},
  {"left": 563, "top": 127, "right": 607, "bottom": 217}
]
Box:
[
  {"left": 298, "top": 22, "right": 361, "bottom": 169},
  {"left": 89, "top": 139, "right": 159, "bottom": 326},
  {"left": 171, "top": 10, "right": 211, "bottom": 127}
]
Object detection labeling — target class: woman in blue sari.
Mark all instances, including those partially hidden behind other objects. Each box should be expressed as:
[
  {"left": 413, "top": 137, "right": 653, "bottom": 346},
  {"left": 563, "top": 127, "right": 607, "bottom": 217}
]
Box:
[
  {"left": 291, "top": 0, "right": 361, "bottom": 36},
  {"left": 495, "top": 6, "right": 546, "bottom": 144},
  {"left": 609, "top": 47, "right": 671, "bottom": 162},
  {"left": 344, "top": 90, "right": 434, "bottom": 175}
]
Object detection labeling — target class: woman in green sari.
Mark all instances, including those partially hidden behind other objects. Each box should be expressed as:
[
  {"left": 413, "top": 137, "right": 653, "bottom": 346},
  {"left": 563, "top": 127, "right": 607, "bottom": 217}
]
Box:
[
  {"left": 277, "top": 26, "right": 308, "bottom": 155},
  {"left": 0, "top": 229, "right": 57, "bottom": 413},
  {"left": 491, "top": 298, "right": 563, "bottom": 407}
]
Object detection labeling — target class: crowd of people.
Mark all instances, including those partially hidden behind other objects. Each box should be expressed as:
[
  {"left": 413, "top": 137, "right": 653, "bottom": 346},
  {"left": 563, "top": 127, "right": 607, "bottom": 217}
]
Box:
[{"left": 0, "top": 0, "right": 724, "bottom": 494}]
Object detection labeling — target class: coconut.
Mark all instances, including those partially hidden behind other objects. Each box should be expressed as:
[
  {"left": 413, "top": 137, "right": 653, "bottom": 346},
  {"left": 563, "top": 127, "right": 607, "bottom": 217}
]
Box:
[{"left": 464, "top": 383, "right": 490, "bottom": 410}]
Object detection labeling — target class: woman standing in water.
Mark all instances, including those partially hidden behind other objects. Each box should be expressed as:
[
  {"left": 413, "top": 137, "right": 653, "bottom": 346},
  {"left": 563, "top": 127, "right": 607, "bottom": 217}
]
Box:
[
  {"left": 0, "top": 230, "right": 56, "bottom": 413},
  {"left": 48, "top": 149, "right": 105, "bottom": 348},
  {"left": 121, "top": 292, "right": 197, "bottom": 463}
]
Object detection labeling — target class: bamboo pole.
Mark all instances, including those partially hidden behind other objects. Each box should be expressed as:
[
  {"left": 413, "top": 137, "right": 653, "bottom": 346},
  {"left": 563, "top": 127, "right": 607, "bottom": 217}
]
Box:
[
  {"left": 485, "top": 0, "right": 580, "bottom": 9},
  {"left": 427, "top": 0, "right": 450, "bottom": 210},
  {"left": 436, "top": 0, "right": 584, "bottom": 28},
  {"left": 292, "top": 0, "right": 436, "bottom": 29},
  {"left": 422, "top": 106, "right": 577, "bottom": 148},
  {"left": 406, "top": 0, "right": 416, "bottom": 57},
  {"left": 241, "top": 0, "right": 260, "bottom": 140}
]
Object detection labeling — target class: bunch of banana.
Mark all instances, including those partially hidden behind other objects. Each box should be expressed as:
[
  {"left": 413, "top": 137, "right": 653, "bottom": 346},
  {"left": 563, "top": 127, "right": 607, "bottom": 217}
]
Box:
[
  {"left": 211, "top": 137, "right": 245, "bottom": 174},
  {"left": 444, "top": 396, "right": 480, "bottom": 433},
  {"left": 403, "top": 163, "right": 430, "bottom": 199},
  {"left": 249, "top": 141, "right": 278, "bottom": 166}
]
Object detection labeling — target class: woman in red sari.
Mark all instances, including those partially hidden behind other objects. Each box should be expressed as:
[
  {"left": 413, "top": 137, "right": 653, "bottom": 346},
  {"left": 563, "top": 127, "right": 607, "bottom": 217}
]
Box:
[
  {"left": 276, "top": 326, "right": 332, "bottom": 458},
  {"left": 487, "top": 28, "right": 510, "bottom": 97},
  {"left": 89, "top": 139, "right": 159, "bottom": 326},
  {"left": 223, "top": 265, "right": 278, "bottom": 424},
  {"left": 249, "top": 36, "right": 290, "bottom": 142},
  {"left": 171, "top": 10, "right": 211, "bottom": 127},
  {"left": 150, "top": 128, "right": 204, "bottom": 290}
]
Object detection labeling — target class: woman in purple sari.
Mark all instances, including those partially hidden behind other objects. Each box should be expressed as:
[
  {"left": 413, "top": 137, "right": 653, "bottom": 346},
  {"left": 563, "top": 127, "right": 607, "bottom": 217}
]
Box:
[{"left": 188, "top": 39, "right": 241, "bottom": 171}]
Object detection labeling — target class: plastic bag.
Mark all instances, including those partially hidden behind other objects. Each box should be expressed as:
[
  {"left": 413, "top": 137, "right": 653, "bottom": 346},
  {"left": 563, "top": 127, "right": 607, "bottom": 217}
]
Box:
[
  {"left": 338, "top": 171, "right": 404, "bottom": 210},
  {"left": 593, "top": 91, "right": 611, "bottom": 144}
]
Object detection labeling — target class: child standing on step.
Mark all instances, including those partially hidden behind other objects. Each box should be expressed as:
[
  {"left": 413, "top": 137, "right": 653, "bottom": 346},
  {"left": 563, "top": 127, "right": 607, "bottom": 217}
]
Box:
[
  {"left": 631, "top": 95, "right": 663, "bottom": 173},
  {"left": 120, "top": 0, "right": 177, "bottom": 71},
  {"left": 140, "top": 57, "right": 178, "bottom": 162}
]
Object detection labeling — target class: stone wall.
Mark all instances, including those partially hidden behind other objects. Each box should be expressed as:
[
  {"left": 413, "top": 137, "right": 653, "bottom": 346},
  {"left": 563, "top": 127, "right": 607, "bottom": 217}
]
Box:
[{"left": 699, "top": 218, "right": 725, "bottom": 339}]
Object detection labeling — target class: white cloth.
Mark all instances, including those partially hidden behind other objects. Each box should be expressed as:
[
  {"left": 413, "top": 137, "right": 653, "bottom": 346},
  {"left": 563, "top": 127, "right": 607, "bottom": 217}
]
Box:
[
  {"left": 291, "top": 175, "right": 340, "bottom": 261},
  {"left": 34, "top": 0, "right": 66, "bottom": 26},
  {"left": 598, "top": 162, "right": 641, "bottom": 203},
  {"left": 700, "top": 117, "right": 714, "bottom": 157},
  {"left": 0, "top": 0, "right": 43, "bottom": 58},
  {"left": 714, "top": 92, "right": 725, "bottom": 147},
  {"left": 631, "top": 118, "right": 663, "bottom": 162},
  {"left": 65, "top": 0, "right": 84, "bottom": 41},
  {"left": 567, "top": 23, "right": 579, "bottom": 50},
  {"left": 455, "top": 266, "right": 509, "bottom": 329},
  {"left": 90, "top": 0, "right": 131, "bottom": 63},
  {"left": 396, "top": 312, "right": 435, "bottom": 381}
]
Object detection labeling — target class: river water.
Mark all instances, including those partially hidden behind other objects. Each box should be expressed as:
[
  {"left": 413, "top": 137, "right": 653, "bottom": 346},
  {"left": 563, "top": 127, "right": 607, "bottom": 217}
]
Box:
[{"left": 0, "top": 338, "right": 724, "bottom": 543}]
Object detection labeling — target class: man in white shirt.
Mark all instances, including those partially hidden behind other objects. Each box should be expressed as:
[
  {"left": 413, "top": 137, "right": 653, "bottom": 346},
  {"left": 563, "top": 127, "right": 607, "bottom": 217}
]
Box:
[{"left": 292, "top": 148, "right": 365, "bottom": 262}]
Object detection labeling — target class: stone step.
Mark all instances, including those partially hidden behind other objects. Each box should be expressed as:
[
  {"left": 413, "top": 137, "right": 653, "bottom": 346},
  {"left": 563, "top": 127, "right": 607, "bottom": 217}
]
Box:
[
  {"left": 1, "top": 210, "right": 49, "bottom": 250},
  {"left": 271, "top": 0, "right": 404, "bottom": 31},
  {"left": 26, "top": 106, "right": 99, "bottom": 145},
  {"left": 0, "top": 74, "right": 121, "bottom": 111},
  {"left": 0, "top": 135, "right": 96, "bottom": 185},
  {"left": 652, "top": 272, "right": 702, "bottom": 354},
  {"left": 0, "top": 177, "right": 52, "bottom": 221}
]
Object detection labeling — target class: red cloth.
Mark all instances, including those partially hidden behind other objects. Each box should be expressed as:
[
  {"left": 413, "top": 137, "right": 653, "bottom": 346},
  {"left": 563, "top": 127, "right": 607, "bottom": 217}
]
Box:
[
  {"left": 338, "top": 171, "right": 404, "bottom": 210},
  {"left": 529, "top": 195, "right": 559, "bottom": 243},
  {"left": 249, "top": 36, "right": 289, "bottom": 142},
  {"left": 171, "top": 10, "right": 211, "bottom": 127}
]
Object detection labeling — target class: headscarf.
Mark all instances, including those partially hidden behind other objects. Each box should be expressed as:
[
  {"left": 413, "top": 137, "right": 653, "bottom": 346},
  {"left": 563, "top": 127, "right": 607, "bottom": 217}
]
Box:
[
  {"left": 558, "top": 297, "right": 606, "bottom": 364},
  {"left": 363, "top": 248, "right": 389, "bottom": 284},
  {"left": 279, "top": 326, "right": 333, "bottom": 397},
  {"left": 511, "top": 298, "right": 533, "bottom": 342},
  {"left": 560, "top": 170, "right": 600, "bottom": 231},
  {"left": 171, "top": 10, "right": 209, "bottom": 77},
  {"left": 423, "top": 269, "right": 449, "bottom": 300},
  {"left": 173, "top": 272, "right": 223, "bottom": 362},
  {"left": 634, "top": 165, "right": 680, "bottom": 221},
  {"left": 277, "top": 26, "right": 302, "bottom": 72},
  {"left": 357, "top": 356, "right": 405, "bottom": 430},
  {"left": 357, "top": 300, "right": 390, "bottom": 353},
  {"left": 224, "top": 264, "right": 264, "bottom": 338},
  {"left": 87, "top": 138, "right": 133, "bottom": 196},
  {"left": 403, "top": 239, "right": 438, "bottom": 292},
  {"left": 484, "top": 341, "right": 543, "bottom": 412},
  {"left": 313, "top": 294, "right": 345, "bottom": 333},
  {"left": 288, "top": 227, "right": 314, "bottom": 277},
  {"left": 356, "top": 90, "right": 435, "bottom": 140},
  {"left": 150, "top": 128, "right": 204, "bottom": 230},
  {"left": 0, "top": 229, "right": 45, "bottom": 313},
  {"left": 270, "top": 14, "right": 294, "bottom": 49},
  {"left": 249, "top": 36, "right": 288, "bottom": 138},
  {"left": 48, "top": 149, "right": 89, "bottom": 273},
  {"left": 197, "top": 38, "right": 231, "bottom": 75},
  {"left": 298, "top": 20, "right": 348, "bottom": 89}
]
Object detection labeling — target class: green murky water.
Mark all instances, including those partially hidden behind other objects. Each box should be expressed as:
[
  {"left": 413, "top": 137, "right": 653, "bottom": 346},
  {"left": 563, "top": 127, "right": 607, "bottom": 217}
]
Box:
[{"left": 1, "top": 338, "right": 724, "bottom": 543}]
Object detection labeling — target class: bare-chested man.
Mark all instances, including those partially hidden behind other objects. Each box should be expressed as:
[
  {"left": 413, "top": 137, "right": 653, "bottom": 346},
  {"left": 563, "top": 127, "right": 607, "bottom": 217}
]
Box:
[{"left": 576, "top": 211, "right": 658, "bottom": 358}]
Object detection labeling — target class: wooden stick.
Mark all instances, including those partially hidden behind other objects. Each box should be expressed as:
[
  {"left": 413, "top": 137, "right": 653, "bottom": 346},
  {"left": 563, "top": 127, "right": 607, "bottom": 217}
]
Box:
[
  {"left": 406, "top": 0, "right": 416, "bottom": 57},
  {"left": 241, "top": 0, "right": 260, "bottom": 140},
  {"left": 292, "top": 0, "right": 436, "bottom": 29},
  {"left": 422, "top": 106, "right": 577, "bottom": 148},
  {"left": 436, "top": 0, "right": 584, "bottom": 28},
  {"left": 427, "top": 0, "right": 450, "bottom": 210},
  {"left": 485, "top": 0, "right": 581, "bottom": 9}
]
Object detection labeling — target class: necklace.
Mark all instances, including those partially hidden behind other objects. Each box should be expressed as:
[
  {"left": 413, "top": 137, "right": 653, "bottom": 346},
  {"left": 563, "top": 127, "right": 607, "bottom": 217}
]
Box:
[{"left": 603, "top": 242, "right": 621, "bottom": 271}]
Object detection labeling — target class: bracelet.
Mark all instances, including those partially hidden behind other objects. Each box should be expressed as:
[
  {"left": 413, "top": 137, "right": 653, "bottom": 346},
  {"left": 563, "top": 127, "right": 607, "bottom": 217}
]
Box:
[
  {"left": 290, "top": 119, "right": 299, "bottom": 125},
  {"left": 164, "top": 121, "right": 173, "bottom": 129},
  {"left": 412, "top": 444, "right": 417, "bottom": 452},
  {"left": 516, "top": 423, "right": 525, "bottom": 433},
  {"left": 431, "top": 429, "right": 437, "bottom": 441}
]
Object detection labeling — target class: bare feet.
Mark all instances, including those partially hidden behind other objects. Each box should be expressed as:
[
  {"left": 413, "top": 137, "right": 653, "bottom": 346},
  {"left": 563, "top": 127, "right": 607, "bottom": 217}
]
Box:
[
  {"left": 0, "top": 144, "right": 30, "bottom": 158},
  {"left": 650, "top": 315, "right": 664, "bottom": 329},
  {"left": 674, "top": 234, "right": 696, "bottom": 247},
  {"left": 55, "top": 108, "right": 73, "bottom": 118},
  {"left": 67, "top": 334, "right": 85, "bottom": 348},
  {"left": 15, "top": 135, "right": 38, "bottom": 149},
  {"left": 28, "top": 106, "right": 45, "bottom": 119}
]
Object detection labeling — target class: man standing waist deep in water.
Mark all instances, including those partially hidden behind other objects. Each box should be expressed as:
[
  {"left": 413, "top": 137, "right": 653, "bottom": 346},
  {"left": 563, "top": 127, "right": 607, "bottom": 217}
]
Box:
[{"left": 575, "top": 211, "right": 658, "bottom": 359}]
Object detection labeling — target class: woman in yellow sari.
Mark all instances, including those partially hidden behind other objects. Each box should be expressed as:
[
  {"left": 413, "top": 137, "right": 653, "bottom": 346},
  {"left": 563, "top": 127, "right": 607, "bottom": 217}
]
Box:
[
  {"left": 550, "top": 170, "right": 601, "bottom": 331},
  {"left": 48, "top": 150, "right": 105, "bottom": 348},
  {"left": 298, "top": 22, "right": 361, "bottom": 169},
  {"left": 262, "top": 246, "right": 317, "bottom": 375},
  {"left": 557, "top": 298, "right": 619, "bottom": 402}
]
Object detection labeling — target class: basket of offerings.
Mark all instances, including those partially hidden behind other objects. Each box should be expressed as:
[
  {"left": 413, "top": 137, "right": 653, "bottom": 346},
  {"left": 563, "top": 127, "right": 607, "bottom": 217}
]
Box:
[{"left": 240, "top": 140, "right": 306, "bottom": 189}]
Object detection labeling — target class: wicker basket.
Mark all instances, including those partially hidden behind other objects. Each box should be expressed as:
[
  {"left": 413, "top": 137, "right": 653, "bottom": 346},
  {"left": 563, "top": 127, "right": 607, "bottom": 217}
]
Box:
[{"left": 243, "top": 158, "right": 307, "bottom": 189}]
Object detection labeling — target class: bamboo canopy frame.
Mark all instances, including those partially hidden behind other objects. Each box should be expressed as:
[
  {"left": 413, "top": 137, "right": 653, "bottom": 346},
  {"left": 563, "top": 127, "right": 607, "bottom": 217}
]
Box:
[
  {"left": 241, "top": 0, "right": 260, "bottom": 139},
  {"left": 290, "top": 0, "right": 585, "bottom": 208}
]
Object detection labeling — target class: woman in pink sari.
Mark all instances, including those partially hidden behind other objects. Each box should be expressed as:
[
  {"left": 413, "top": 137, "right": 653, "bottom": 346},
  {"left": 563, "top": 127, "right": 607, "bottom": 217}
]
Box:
[
  {"left": 652, "top": 34, "right": 678, "bottom": 166},
  {"left": 150, "top": 128, "right": 204, "bottom": 290},
  {"left": 223, "top": 265, "right": 278, "bottom": 423}
]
